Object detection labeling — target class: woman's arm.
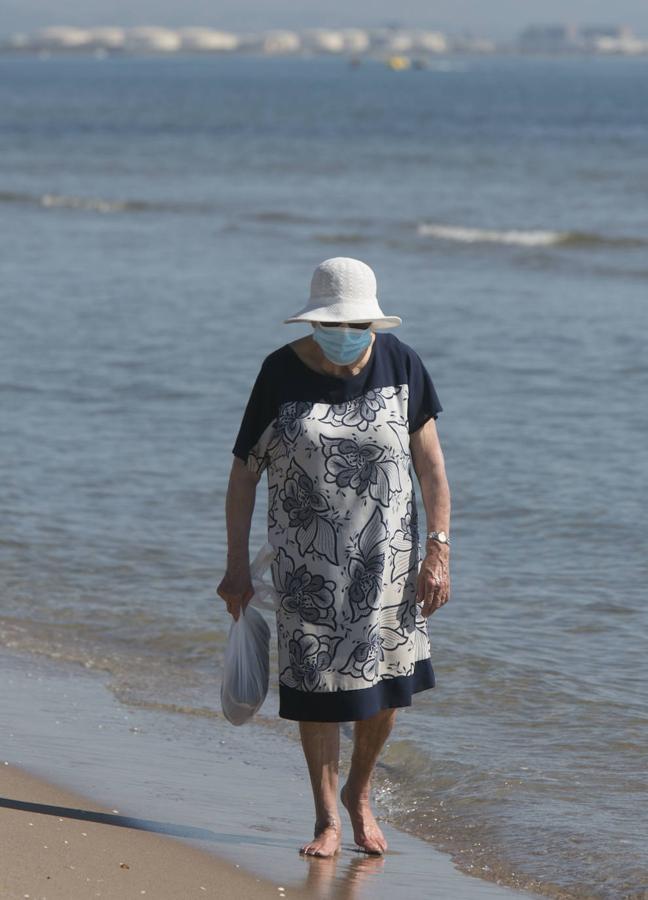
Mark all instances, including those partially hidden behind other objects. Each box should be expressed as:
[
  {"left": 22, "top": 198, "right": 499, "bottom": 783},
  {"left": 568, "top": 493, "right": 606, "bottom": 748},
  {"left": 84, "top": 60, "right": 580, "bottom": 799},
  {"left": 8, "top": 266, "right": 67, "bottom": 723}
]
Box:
[
  {"left": 217, "top": 457, "right": 260, "bottom": 621},
  {"left": 409, "top": 418, "right": 451, "bottom": 616}
]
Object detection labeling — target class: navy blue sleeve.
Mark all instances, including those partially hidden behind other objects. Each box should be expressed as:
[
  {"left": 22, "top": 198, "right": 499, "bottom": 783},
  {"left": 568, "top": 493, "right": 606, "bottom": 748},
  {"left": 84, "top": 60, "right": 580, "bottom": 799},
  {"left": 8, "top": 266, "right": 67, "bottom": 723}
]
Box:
[
  {"left": 407, "top": 349, "right": 443, "bottom": 434},
  {"left": 232, "top": 359, "right": 276, "bottom": 476}
]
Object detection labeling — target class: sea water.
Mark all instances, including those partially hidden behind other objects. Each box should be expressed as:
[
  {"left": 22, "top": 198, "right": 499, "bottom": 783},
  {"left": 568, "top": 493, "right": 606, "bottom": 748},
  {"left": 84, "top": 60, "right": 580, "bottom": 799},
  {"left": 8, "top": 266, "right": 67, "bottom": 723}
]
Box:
[{"left": 1, "top": 53, "right": 647, "bottom": 899}]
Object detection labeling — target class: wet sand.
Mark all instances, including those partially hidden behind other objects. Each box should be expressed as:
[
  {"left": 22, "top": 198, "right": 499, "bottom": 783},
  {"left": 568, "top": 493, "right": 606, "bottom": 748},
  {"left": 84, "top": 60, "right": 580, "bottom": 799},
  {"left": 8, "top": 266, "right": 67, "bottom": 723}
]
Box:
[{"left": 0, "top": 762, "right": 297, "bottom": 899}]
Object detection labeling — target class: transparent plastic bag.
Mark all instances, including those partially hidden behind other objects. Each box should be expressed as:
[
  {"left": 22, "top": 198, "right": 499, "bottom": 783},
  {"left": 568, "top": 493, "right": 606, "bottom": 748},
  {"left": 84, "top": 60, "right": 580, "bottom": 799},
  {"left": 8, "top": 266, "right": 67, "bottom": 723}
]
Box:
[
  {"left": 220, "top": 542, "right": 279, "bottom": 725},
  {"left": 220, "top": 603, "right": 270, "bottom": 726},
  {"left": 248, "top": 541, "right": 280, "bottom": 611}
]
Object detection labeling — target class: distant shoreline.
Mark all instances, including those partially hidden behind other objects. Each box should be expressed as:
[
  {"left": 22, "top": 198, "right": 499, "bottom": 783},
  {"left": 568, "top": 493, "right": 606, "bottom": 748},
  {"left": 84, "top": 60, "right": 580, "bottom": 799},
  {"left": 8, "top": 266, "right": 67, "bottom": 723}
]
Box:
[
  {"left": 3, "top": 21, "right": 648, "bottom": 59},
  {"left": 2, "top": 48, "right": 648, "bottom": 60}
]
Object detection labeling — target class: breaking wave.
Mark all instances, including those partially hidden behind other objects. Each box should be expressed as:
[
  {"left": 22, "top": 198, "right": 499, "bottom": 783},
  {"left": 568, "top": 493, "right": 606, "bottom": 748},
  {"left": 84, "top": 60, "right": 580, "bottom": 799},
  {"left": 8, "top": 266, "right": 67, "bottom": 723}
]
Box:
[{"left": 417, "top": 221, "right": 648, "bottom": 248}]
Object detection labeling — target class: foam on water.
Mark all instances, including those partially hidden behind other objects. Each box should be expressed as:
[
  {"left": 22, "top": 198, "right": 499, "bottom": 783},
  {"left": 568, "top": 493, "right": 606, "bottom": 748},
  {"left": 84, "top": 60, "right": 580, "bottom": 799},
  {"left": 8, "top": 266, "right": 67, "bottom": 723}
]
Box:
[
  {"left": 417, "top": 222, "right": 648, "bottom": 248},
  {"left": 417, "top": 222, "right": 566, "bottom": 246},
  {"left": 2, "top": 189, "right": 647, "bottom": 254}
]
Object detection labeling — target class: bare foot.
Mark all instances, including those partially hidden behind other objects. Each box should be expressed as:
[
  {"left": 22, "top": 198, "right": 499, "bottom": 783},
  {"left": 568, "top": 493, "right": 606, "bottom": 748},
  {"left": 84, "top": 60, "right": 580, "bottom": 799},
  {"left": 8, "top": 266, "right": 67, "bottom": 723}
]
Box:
[
  {"left": 340, "top": 783, "right": 388, "bottom": 855},
  {"left": 299, "top": 819, "right": 342, "bottom": 858}
]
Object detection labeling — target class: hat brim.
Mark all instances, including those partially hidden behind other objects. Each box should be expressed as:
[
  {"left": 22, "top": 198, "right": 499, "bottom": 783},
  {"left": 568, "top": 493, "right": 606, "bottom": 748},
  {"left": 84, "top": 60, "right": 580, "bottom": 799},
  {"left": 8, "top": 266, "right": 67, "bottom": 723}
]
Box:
[{"left": 283, "top": 300, "right": 401, "bottom": 330}]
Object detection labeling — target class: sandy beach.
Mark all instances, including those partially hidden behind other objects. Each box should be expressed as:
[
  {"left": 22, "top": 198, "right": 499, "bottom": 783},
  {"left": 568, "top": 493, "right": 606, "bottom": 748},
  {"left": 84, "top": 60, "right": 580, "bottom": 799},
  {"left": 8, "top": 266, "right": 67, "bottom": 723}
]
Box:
[
  {"left": 0, "top": 646, "right": 539, "bottom": 900},
  {"left": 0, "top": 762, "right": 294, "bottom": 899}
]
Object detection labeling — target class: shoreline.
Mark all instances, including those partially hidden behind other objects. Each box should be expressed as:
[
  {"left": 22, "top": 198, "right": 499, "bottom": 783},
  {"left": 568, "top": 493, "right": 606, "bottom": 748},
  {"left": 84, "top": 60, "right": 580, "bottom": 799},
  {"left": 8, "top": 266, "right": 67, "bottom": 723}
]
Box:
[{"left": 0, "top": 644, "right": 539, "bottom": 899}]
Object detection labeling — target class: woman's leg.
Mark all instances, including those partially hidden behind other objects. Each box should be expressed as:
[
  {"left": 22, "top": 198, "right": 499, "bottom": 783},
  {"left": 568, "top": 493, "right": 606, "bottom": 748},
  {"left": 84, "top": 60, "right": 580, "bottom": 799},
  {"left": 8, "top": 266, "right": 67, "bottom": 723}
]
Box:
[
  {"left": 298, "top": 721, "right": 342, "bottom": 857},
  {"left": 341, "top": 707, "right": 397, "bottom": 854}
]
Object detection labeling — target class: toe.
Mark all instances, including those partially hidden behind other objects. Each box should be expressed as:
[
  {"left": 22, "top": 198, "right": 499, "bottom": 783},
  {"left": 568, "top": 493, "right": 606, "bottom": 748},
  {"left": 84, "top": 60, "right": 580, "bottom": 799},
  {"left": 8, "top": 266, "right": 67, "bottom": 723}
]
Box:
[
  {"left": 300, "top": 830, "right": 340, "bottom": 858},
  {"left": 363, "top": 831, "right": 386, "bottom": 855}
]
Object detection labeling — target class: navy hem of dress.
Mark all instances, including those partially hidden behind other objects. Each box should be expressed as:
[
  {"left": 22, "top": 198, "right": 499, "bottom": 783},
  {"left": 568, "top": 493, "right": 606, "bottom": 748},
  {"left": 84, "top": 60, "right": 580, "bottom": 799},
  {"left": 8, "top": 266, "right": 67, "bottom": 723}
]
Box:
[{"left": 278, "top": 657, "right": 435, "bottom": 723}]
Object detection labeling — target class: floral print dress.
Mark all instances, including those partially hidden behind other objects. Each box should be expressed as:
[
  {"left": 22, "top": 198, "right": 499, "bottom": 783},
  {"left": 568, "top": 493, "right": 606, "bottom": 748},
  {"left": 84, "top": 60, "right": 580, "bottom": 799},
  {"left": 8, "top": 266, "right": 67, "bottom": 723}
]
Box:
[{"left": 232, "top": 331, "right": 443, "bottom": 722}]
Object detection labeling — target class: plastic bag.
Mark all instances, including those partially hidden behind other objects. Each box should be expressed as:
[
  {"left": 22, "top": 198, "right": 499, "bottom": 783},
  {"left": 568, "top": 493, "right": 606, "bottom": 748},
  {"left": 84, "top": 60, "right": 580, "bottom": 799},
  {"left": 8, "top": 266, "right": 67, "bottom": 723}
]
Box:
[
  {"left": 248, "top": 542, "right": 280, "bottom": 611},
  {"left": 221, "top": 603, "right": 270, "bottom": 725},
  {"left": 220, "top": 542, "right": 279, "bottom": 725}
]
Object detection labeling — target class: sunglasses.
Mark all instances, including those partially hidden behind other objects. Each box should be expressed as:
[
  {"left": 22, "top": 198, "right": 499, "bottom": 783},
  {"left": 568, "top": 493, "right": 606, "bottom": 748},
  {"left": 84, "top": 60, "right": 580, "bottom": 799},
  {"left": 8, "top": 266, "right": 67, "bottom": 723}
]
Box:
[{"left": 316, "top": 322, "right": 372, "bottom": 330}]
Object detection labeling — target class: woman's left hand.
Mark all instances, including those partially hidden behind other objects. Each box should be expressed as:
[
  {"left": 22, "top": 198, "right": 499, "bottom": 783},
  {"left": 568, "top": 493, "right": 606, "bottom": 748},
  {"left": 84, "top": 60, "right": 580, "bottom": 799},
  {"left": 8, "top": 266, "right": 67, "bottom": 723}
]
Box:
[{"left": 416, "top": 545, "right": 450, "bottom": 617}]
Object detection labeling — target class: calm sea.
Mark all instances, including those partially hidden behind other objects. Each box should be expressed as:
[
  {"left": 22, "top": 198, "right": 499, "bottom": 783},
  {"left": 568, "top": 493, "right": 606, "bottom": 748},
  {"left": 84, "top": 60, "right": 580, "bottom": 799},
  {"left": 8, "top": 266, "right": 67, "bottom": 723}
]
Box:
[{"left": 1, "top": 53, "right": 647, "bottom": 899}]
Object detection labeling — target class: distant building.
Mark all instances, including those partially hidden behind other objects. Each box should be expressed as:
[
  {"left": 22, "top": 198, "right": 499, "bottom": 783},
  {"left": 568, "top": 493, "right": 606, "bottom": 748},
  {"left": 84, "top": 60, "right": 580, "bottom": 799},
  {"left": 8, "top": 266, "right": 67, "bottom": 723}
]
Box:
[
  {"left": 177, "top": 28, "right": 239, "bottom": 52},
  {"left": 580, "top": 24, "right": 634, "bottom": 40},
  {"left": 450, "top": 35, "right": 496, "bottom": 54},
  {"left": 588, "top": 35, "right": 647, "bottom": 54},
  {"left": 368, "top": 28, "right": 414, "bottom": 53},
  {"left": 386, "top": 31, "right": 415, "bottom": 53},
  {"left": 338, "top": 29, "right": 371, "bottom": 53},
  {"left": 33, "top": 26, "right": 94, "bottom": 49},
  {"left": 412, "top": 31, "right": 448, "bottom": 53},
  {"left": 517, "top": 23, "right": 581, "bottom": 52},
  {"left": 234, "top": 29, "right": 300, "bottom": 54},
  {"left": 579, "top": 24, "right": 647, "bottom": 54},
  {"left": 303, "top": 29, "right": 347, "bottom": 53},
  {"left": 516, "top": 22, "right": 647, "bottom": 54},
  {"left": 123, "top": 27, "right": 182, "bottom": 53},
  {"left": 86, "top": 27, "right": 126, "bottom": 50}
]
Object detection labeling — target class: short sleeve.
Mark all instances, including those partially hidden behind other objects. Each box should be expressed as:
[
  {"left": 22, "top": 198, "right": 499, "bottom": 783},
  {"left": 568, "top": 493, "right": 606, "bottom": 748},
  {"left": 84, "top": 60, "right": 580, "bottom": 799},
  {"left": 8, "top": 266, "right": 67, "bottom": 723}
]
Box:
[
  {"left": 407, "top": 349, "right": 443, "bottom": 434},
  {"left": 232, "top": 360, "right": 276, "bottom": 478}
]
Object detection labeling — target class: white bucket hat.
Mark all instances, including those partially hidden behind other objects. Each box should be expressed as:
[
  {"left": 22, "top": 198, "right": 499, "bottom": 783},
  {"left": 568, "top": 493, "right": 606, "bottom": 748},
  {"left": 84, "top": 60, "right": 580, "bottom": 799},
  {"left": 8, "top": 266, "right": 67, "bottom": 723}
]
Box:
[{"left": 283, "top": 257, "right": 402, "bottom": 329}]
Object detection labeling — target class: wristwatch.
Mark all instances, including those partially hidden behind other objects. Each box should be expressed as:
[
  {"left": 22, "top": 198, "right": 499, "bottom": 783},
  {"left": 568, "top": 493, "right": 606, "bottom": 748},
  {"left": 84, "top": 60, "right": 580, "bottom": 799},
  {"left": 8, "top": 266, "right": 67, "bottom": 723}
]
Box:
[{"left": 426, "top": 530, "right": 450, "bottom": 546}]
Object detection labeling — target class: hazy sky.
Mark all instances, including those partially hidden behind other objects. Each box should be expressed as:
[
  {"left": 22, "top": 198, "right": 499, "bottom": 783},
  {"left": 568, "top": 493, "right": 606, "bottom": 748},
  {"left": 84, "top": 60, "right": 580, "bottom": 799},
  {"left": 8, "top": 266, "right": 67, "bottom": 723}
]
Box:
[{"left": 3, "top": 0, "right": 648, "bottom": 39}]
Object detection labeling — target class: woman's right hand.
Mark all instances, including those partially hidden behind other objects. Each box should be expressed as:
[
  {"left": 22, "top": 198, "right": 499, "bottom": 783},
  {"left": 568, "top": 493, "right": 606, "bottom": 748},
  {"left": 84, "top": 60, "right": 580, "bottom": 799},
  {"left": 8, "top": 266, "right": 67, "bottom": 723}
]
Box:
[{"left": 217, "top": 568, "right": 254, "bottom": 622}]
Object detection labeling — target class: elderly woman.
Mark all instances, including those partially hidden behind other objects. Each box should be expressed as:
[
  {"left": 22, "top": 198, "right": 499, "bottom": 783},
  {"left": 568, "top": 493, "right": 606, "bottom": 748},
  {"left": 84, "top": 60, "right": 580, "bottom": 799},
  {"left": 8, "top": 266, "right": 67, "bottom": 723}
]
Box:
[{"left": 218, "top": 257, "right": 451, "bottom": 858}]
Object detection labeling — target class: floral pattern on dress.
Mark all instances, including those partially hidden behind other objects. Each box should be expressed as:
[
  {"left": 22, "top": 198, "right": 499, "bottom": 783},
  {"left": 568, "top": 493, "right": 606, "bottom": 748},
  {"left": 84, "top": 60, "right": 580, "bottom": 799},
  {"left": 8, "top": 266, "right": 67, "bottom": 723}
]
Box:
[
  {"left": 388, "top": 499, "right": 419, "bottom": 583},
  {"left": 344, "top": 507, "right": 388, "bottom": 623},
  {"left": 320, "top": 435, "right": 402, "bottom": 507},
  {"left": 280, "top": 630, "right": 343, "bottom": 692},
  {"left": 272, "top": 547, "right": 337, "bottom": 631},
  {"left": 319, "top": 388, "right": 400, "bottom": 432},
  {"left": 279, "top": 458, "right": 340, "bottom": 565},
  {"left": 339, "top": 599, "right": 411, "bottom": 683},
  {"left": 275, "top": 400, "right": 313, "bottom": 446}
]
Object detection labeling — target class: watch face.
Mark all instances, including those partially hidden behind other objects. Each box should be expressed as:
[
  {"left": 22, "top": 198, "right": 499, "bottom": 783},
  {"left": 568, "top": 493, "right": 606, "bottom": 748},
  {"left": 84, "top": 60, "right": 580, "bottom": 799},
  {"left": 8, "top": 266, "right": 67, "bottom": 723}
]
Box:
[{"left": 437, "top": 531, "right": 447, "bottom": 542}]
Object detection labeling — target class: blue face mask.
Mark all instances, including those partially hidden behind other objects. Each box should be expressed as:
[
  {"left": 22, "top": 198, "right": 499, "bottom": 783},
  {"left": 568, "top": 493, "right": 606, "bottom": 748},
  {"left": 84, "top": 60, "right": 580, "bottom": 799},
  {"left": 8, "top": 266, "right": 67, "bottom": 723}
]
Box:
[{"left": 312, "top": 323, "right": 373, "bottom": 365}]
